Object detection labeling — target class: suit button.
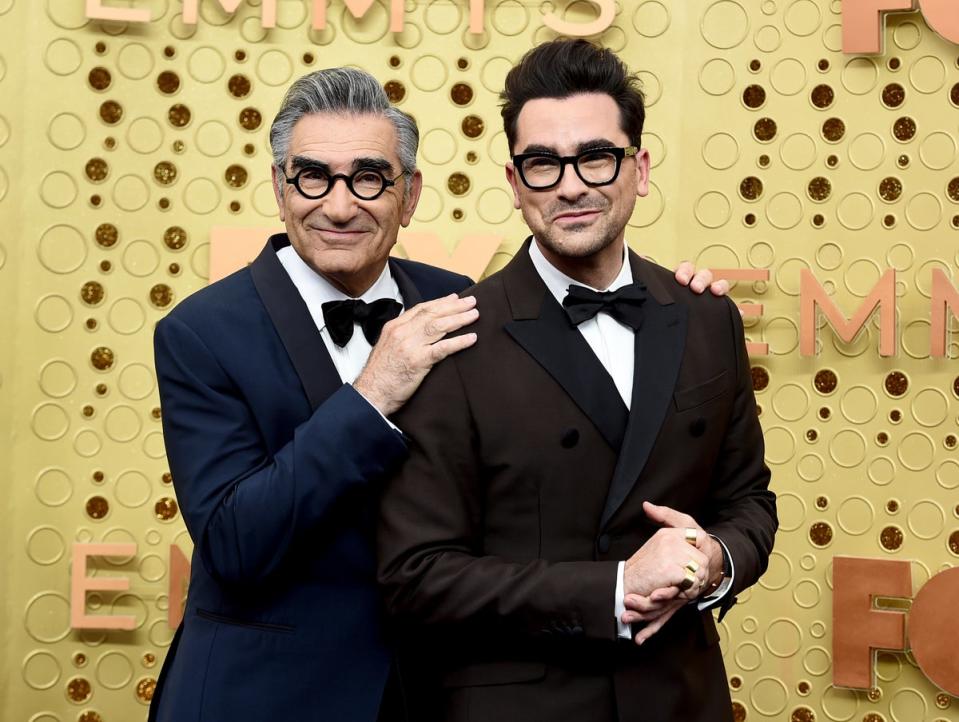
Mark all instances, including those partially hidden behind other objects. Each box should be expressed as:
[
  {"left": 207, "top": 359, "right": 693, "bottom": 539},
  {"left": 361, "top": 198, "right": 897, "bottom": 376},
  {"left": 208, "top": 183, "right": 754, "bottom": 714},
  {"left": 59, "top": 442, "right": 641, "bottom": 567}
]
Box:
[
  {"left": 690, "top": 418, "right": 706, "bottom": 437},
  {"left": 597, "top": 534, "right": 611, "bottom": 554},
  {"left": 560, "top": 428, "right": 579, "bottom": 448}
]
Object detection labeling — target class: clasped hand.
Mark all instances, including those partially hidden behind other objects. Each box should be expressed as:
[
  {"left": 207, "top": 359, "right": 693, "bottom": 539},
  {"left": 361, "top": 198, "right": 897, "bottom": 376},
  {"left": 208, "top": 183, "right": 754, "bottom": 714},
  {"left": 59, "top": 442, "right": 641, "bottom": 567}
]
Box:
[{"left": 621, "top": 502, "right": 723, "bottom": 645}]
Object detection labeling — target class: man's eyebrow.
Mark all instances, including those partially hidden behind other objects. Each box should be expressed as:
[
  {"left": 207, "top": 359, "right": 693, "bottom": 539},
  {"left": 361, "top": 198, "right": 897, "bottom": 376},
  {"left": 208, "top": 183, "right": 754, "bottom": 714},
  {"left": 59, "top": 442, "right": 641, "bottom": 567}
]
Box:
[
  {"left": 519, "top": 144, "right": 558, "bottom": 155},
  {"left": 352, "top": 157, "right": 394, "bottom": 173},
  {"left": 289, "top": 156, "right": 330, "bottom": 173},
  {"left": 518, "top": 139, "right": 619, "bottom": 156}
]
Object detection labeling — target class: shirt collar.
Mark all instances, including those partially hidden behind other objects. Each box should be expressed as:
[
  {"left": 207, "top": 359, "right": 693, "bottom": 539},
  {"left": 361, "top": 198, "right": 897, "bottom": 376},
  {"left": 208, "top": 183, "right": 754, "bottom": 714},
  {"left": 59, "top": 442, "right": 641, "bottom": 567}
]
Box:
[
  {"left": 528, "top": 238, "right": 633, "bottom": 307},
  {"left": 275, "top": 245, "right": 402, "bottom": 331}
]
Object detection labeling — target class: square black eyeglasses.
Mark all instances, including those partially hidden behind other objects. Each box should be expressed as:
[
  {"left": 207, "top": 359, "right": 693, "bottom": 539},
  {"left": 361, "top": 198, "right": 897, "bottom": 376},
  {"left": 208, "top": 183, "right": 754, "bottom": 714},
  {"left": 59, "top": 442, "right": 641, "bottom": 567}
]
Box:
[{"left": 511, "top": 146, "right": 639, "bottom": 191}]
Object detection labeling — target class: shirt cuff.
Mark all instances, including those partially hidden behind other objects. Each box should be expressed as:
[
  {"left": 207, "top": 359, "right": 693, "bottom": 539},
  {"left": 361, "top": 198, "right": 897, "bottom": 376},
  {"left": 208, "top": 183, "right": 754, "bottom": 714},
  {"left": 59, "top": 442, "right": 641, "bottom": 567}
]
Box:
[
  {"left": 615, "top": 561, "right": 630, "bottom": 639},
  {"left": 351, "top": 384, "right": 403, "bottom": 435},
  {"left": 697, "top": 535, "right": 735, "bottom": 611}
]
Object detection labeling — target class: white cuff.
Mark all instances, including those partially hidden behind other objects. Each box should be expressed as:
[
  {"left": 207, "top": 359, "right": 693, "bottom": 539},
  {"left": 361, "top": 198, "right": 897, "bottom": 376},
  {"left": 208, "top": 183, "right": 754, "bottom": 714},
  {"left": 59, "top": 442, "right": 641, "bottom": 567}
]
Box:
[
  {"left": 615, "top": 561, "right": 630, "bottom": 638},
  {"left": 697, "top": 535, "right": 736, "bottom": 611},
  {"left": 352, "top": 385, "right": 403, "bottom": 435}
]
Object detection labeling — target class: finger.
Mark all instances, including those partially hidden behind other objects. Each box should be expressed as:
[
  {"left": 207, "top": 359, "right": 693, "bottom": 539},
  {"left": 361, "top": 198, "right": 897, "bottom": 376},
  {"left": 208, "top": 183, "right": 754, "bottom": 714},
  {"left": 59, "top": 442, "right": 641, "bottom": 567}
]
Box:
[
  {"left": 427, "top": 333, "right": 477, "bottom": 364},
  {"left": 420, "top": 308, "right": 480, "bottom": 338},
  {"left": 643, "top": 501, "right": 696, "bottom": 529},
  {"left": 634, "top": 604, "right": 682, "bottom": 645},
  {"left": 408, "top": 294, "right": 477, "bottom": 321},
  {"left": 623, "top": 594, "right": 668, "bottom": 613},
  {"left": 673, "top": 261, "right": 693, "bottom": 284},
  {"left": 690, "top": 267, "right": 714, "bottom": 293},
  {"left": 710, "top": 279, "right": 730, "bottom": 297},
  {"left": 648, "top": 586, "right": 681, "bottom": 602}
]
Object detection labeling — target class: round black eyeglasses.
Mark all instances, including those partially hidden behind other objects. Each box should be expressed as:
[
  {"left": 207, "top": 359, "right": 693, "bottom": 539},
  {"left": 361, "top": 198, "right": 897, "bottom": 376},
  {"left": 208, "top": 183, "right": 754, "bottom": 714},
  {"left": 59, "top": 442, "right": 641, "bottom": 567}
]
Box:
[
  {"left": 285, "top": 166, "right": 398, "bottom": 201},
  {"left": 511, "top": 146, "right": 638, "bottom": 190}
]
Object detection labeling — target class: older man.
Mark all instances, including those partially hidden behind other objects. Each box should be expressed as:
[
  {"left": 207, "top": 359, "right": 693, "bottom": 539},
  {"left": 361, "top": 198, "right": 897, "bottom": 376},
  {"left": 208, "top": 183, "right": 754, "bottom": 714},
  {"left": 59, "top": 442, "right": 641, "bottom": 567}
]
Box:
[
  {"left": 378, "top": 40, "right": 777, "bottom": 722},
  {"left": 150, "top": 66, "right": 724, "bottom": 722}
]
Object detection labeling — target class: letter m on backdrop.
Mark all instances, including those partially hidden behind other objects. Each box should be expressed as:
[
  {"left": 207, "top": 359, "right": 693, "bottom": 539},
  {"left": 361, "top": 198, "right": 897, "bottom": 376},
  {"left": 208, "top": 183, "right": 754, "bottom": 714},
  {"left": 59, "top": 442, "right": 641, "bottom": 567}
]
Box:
[{"left": 800, "top": 268, "right": 896, "bottom": 356}]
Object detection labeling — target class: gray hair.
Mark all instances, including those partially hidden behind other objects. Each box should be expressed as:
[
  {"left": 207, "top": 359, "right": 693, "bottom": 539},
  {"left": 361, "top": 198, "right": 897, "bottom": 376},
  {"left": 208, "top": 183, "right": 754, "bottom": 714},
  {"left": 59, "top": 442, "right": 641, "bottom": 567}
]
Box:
[{"left": 270, "top": 67, "right": 418, "bottom": 182}]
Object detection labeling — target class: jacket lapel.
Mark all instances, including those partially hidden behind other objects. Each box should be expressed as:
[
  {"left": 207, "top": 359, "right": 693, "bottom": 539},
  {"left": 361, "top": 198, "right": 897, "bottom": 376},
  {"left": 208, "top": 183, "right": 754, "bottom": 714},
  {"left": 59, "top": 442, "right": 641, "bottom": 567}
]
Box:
[
  {"left": 388, "top": 258, "right": 424, "bottom": 309},
  {"left": 249, "top": 234, "right": 342, "bottom": 412},
  {"left": 599, "top": 253, "right": 687, "bottom": 529},
  {"left": 503, "top": 243, "right": 629, "bottom": 452}
]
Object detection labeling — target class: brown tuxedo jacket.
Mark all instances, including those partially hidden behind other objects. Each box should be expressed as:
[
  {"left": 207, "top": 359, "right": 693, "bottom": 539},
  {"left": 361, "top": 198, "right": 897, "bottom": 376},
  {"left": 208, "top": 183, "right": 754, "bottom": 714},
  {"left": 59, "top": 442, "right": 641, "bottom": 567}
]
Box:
[{"left": 378, "top": 243, "right": 777, "bottom": 722}]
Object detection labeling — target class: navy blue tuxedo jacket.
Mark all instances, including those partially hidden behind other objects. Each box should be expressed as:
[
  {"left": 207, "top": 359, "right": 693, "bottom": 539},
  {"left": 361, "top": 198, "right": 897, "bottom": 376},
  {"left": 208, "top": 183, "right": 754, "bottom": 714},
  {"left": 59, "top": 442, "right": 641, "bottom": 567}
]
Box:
[{"left": 149, "top": 234, "right": 471, "bottom": 722}]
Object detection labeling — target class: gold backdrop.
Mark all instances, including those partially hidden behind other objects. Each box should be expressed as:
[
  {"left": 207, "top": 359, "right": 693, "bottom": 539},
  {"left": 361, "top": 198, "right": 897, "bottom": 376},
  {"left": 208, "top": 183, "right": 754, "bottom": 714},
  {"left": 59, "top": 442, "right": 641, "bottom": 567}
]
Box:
[{"left": 1, "top": 1, "right": 958, "bottom": 720}]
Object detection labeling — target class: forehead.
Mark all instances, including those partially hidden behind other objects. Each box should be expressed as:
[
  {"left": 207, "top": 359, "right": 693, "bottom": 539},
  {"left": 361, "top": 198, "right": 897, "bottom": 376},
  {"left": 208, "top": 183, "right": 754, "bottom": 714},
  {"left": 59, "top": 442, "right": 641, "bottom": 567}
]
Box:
[
  {"left": 513, "top": 93, "right": 628, "bottom": 152},
  {"left": 289, "top": 112, "right": 400, "bottom": 166}
]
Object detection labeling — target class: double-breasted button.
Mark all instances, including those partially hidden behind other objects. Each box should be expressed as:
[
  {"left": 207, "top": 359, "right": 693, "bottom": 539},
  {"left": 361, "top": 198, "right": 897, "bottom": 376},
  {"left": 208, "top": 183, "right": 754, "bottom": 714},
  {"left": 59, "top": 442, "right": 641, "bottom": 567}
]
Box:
[
  {"left": 597, "top": 534, "right": 611, "bottom": 554},
  {"left": 689, "top": 417, "right": 706, "bottom": 437},
  {"left": 560, "top": 427, "right": 579, "bottom": 448}
]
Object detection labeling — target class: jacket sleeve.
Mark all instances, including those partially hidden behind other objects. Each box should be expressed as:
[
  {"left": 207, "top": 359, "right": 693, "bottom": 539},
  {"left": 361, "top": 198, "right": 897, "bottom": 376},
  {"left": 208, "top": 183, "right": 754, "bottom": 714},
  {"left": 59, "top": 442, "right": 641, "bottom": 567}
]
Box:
[
  {"left": 155, "top": 313, "right": 408, "bottom": 586},
  {"left": 377, "top": 352, "right": 619, "bottom": 643},
  {"left": 702, "top": 298, "right": 778, "bottom": 618}
]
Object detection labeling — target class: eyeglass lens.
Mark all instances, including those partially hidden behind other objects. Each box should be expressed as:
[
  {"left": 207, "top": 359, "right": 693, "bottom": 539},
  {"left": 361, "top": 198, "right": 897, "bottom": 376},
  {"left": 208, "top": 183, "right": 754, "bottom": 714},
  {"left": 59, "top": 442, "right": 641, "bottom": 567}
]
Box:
[{"left": 520, "top": 150, "right": 620, "bottom": 188}]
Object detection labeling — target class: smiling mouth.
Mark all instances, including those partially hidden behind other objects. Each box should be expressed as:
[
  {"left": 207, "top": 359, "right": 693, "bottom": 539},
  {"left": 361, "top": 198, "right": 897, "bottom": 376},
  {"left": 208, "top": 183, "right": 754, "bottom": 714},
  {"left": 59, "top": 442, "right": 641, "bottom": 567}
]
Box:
[{"left": 553, "top": 209, "right": 601, "bottom": 223}]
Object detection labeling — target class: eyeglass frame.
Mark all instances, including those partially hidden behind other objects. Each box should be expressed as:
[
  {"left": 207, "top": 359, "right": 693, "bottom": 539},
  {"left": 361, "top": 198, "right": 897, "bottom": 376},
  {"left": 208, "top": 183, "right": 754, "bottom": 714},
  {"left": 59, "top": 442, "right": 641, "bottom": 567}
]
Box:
[
  {"left": 283, "top": 164, "right": 400, "bottom": 201},
  {"left": 510, "top": 145, "right": 639, "bottom": 191}
]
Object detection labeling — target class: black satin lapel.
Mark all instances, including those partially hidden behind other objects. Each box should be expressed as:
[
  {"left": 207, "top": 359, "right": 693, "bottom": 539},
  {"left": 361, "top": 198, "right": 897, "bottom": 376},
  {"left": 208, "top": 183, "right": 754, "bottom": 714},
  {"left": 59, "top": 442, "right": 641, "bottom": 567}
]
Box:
[
  {"left": 389, "top": 258, "right": 423, "bottom": 309},
  {"left": 249, "top": 235, "right": 342, "bottom": 411},
  {"left": 505, "top": 296, "right": 628, "bottom": 452},
  {"left": 600, "top": 301, "right": 688, "bottom": 528}
]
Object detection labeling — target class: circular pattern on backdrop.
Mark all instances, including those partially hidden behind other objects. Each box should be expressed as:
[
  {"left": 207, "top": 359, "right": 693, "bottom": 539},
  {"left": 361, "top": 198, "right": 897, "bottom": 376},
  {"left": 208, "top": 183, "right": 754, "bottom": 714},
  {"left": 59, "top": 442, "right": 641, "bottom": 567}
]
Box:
[
  {"left": 35, "top": 468, "right": 73, "bottom": 507},
  {"left": 750, "top": 676, "right": 788, "bottom": 716},
  {"left": 39, "top": 171, "right": 77, "bottom": 209},
  {"left": 127, "top": 117, "right": 164, "bottom": 154},
  {"left": 410, "top": 55, "right": 447, "bottom": 92},
  {"left": 44, "top": 38, "right": 82, "bottom": 76},
  {"left": 780, "top": 133, "right": 817, "bottom": 170},
  {"left": 26, "top": 526, "right": 67, "bottom": 566},
  {"left": 770, "top": 58, "right": 806, "bottom": 96},
  {"left": 909, "top": 56, "right": 945, "bottom": 94},
  {"left": 918, "top": 131, "right": 956, "bottom": 170},
  {"left": 633, "top": 1, "right": 671, "bottom": 37},
  {"left": 257, "top": 49, "right": 292, "bottom": 87},
  {"left": 25, "top": 592, "right": 71, "bottom": 643},
  {"left": 701, "top": 1, "right": 749, "bottom": 49},
  {"left": 699, "top": 59, "right": 736, "bottom": 96},
  {"left": 784, "top": 0, "right": 821, "bottom": 36},
  {"left": 117, "top": 42, "right": 154, "bottom": 80},
  {"left": 122, "top": 240, "right": 160, "bottom": 277},
  {"left": 48, "top": 112, "right": 86, "bottom": 150},
  {"left": 34, "top": 295, "right": 73, "bottom": 333},
  {"left": 477, "top": 188, "right": 513, "bottom": 225},
  {"left": 187, "top": 46, "right": 225, "bottom": 84},
  {"left": 22, "top": 650, "right": 62, "bottom": 690},
  {"left": 96, "top": 650, "right": 134, "bottom": 690},
  {"left": 841, "top": 57, "right": 877, "bottom": 95},
  {"left": 702, "top": 132, "right": 739, "bottom": 170},
  {"left": 112, "top": 175, "right": 150, "bottom": 212}
]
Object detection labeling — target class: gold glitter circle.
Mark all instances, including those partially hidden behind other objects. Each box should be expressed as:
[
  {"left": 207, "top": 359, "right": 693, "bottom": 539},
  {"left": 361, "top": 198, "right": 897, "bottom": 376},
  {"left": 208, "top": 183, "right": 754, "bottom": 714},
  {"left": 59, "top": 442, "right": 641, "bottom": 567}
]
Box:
[
  {"left": 447, "top": 172, "right": 471, "bottom": 196},
  {"left": 867, "top": 688, "right": 882, "bottom": 702},
  {"left": 818, "top": 407, "right": 831, "bottom": 419},
  {"left": 947, "top": 178, "right": 959, "bottom": 202},
  {"left": 791, "top": 707, "right": 815, "bottom": 722},
  {"left": 742, "top": 84, "right": 766, "bottom": 108},
  {"left": 155, "top": 498, "right": 178, "bottom": 521},
  {"left": 810, "top": 84, "right": 834, "bottom": 109},
  {"left": 806, "top": 429, "right": 819, "bottom": 442},
  {"left": 816, "top": 496, "right": 828, "bottom": 509},
  {"left": 149, "top": 284, "right": 174, "bottom": 308},
  {"left": 384, "top": 80, "right": 406, "bottom": 103},
  {"left": 817, "top": 59, "right": 829, "bottom": 71},
  {"left": 814, "top": 369, "right": 837, "bottom": 394},
  {"left": 239, "top": 107, "right": 262, "bottom": 131},
  {"left": 892, "top": 116, "right": 916, "bottom": 141},
  {"left": 225, "top": 165, "right": 248, "bottom": 188},
  {"left": 462, "top": 115, "right": 485, "bottom": 138},
  {"left": 74, "top": 652, "right": 88, "bottom": 666},
  {"left": 93, "top": 471, "right": 104, "bottom": 482},
  {"left": 99, "top": 100, "right": 123, "bottom": 125},
  {"left": 882, "top": 83, "right": 905, "bottom": 108},
  {"left": 951, "top": 82, "right": 959, "bottom": 106},
  {"left": 862, "top": 713, "right": 885, "bottom": 722},
  {"left": 154, "top": 161, "right": 178, "bottom": 186},
  {"left": 85, "top": 497, "right": 109, "bottom": 520},
  {"left": 730, "top": 676, "right": 742, "bottom": 689},
  {"left": 740, "top": 176, "right": 763, "bottom": 201},
  {"left": 168, "top": 104, "right": 191, "bottom": 128},
  {"left": 228, "top": 74, "right": 251, "bottom": 98},
  {"left": 143, "top": 652, "right": 156, "bottom": 667},
  {"left": 949, "top": 530, "right": 959, "bottom": 556},
  {"left": 751, "top": 366, "right": 769, "bottom": 391},
  {"left": 890, "top": 409, "right": 902, "bottom": 422},
  {"left": 91, "top": 347, "right": 115, "bottom": 371},
  {"left": 753, "top": 117, "right": 777, "bottom": 142},
  {"left": 807, "top": 177, "right": 831, "bottom": 201},
  {"left": 157, "top": 70, "right": 180, "bottom": 95},
  {"left": 937, "top": 692, "right": 951, "bottom": 709},
  {"left": 880, "top": 525, "right": 903, "bottom": 550},
  {"left": 78, "top": 711, "right": 103, "bottom": 722},
  {"left": 809, "top": 521, "right": 833, "bottom": 546},
  {"left": 879, "top": 177, "right": 902, "bottom": 202},
  {"left": 884, "top": 371, "right": 908, "bottom": 397},
  {"left": 877, "top": 431, "right": 889, "bottom": 445},
  {"left": 161, "top": 472, "right": 172, "bottom": 484},
  {"left": 450, "top": 82, "right": 474, "bottom": 106},
  {"left": 164, "top": 226, "right": 187, "bottom": 250},
  {"left": 85, "top": 158, "right": 109, "bottom": 183},
  {"left": 821, "top": 117, "right": 845, "bottom": 142},
  {"left": 887, "top": 499, "right": 899, "bottom": 513},
  {"left": 136, "top": 677, "right": 156, "bottom": 703},
  {"left": 88, "top": 67, "right": 111, "bottom": 91},
  {"left": 67, "top": 676, "right": 92, "bottom": 702},
  {"left": 81, "top": 281, "right": 105, "bottom": 305},
  {"left": 732, "top": 700, "right": 747, "bottom": 722}
]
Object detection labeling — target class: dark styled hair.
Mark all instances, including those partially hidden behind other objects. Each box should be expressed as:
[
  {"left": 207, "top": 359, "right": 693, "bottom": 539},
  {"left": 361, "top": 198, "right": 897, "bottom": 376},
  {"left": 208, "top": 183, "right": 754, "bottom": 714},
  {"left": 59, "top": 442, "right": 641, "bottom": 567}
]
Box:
[{"left": 500, "top": 39, "right": 646, "bottom": 153}]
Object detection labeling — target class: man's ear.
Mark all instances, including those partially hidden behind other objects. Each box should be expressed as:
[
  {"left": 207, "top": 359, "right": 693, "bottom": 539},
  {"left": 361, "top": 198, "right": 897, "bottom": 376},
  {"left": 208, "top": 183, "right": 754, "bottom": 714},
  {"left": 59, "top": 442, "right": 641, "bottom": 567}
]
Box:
[
  {"left": 400, "top": 170, "right": 424, "bottom": 227},
  {"left": 505, "top": 162, "right": 522, "bottom": 209},
  {"left": 634, "top": 148, "right": 650, "bottom": 198},
  {"left": 271, "top": 165, "right": 286, "bottom": 222}
]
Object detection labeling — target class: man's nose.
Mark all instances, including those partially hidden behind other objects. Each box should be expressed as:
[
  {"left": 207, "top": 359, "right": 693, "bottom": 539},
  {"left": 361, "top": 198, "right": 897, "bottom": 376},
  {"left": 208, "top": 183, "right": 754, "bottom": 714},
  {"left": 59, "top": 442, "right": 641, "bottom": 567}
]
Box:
[
  {"left": 323, "top": 178, "right": 359, "bottom": 223},
  {"left": 555, "top": 163, "right": 589, "bottom": 202}
]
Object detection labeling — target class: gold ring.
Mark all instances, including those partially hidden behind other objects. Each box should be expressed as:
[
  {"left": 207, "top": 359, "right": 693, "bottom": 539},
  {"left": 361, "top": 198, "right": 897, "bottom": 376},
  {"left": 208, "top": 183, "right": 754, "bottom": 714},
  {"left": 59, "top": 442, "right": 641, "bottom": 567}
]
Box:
[
  {"left": 684, "top": 528, "right": 698, "bottom": 545},
  {"left": 685, "top": 560, "right": 700, "bottom": 574},
  {"left": 679, "top": 569, "right": 696, "bottom": 591}
]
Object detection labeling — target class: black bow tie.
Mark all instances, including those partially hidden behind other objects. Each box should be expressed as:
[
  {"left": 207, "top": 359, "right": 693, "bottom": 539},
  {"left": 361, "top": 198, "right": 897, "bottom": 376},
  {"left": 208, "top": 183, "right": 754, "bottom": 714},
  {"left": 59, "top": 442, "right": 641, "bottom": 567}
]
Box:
[
  {"left": 562, "top": 282, "right": 647, "bottom": 330},
  {"left": 321, "top": 298, "right": 403, "bottom": 347}
]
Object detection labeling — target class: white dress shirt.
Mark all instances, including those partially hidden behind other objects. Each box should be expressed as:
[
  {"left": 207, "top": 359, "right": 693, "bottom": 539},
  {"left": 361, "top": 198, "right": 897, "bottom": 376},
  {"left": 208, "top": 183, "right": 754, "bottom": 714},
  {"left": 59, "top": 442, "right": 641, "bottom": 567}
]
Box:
[
  {"left": 276, "top": 245, "right": 402, "bottom": 426},
  {"left": 528, "top": 240, "right": 734, "bottom": 639}
]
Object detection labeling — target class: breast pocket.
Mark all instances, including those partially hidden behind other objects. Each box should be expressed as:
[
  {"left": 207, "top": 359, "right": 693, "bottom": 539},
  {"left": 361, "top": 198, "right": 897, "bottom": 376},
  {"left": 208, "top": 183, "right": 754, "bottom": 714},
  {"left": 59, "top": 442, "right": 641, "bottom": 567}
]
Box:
[{"left": 673, "top": 370, "right": 730, "bottom": 411}]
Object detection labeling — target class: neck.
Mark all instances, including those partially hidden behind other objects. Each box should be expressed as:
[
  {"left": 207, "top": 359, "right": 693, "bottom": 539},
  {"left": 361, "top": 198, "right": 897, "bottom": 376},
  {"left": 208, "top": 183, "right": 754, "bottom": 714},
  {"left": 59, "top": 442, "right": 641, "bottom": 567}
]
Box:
[{"left": 534, "top": 236, "right": 626, "bottom": 290}]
